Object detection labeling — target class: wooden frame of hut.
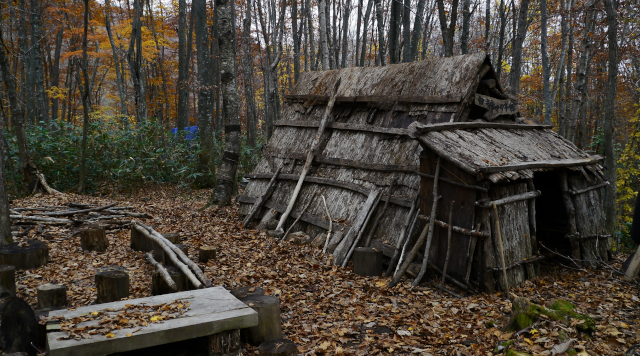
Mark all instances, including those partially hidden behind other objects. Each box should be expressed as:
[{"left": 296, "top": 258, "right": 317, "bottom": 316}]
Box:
[{"left": 238, "top": 53, "right": 610, "bottom": 292}]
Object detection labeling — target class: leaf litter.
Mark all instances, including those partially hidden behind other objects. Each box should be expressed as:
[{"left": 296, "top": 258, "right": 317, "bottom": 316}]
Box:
[{"left": 10, "top": 186, "right": 640, "bottom": 355}]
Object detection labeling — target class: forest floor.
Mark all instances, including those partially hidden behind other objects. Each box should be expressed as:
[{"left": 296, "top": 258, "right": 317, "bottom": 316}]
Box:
[{"left": 10, "top": 185, "right": 640, "bottom": 356}]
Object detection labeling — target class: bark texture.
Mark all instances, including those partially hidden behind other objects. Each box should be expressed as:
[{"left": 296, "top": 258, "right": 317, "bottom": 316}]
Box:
[{"left": 603, "top": 0, "right": 618, "bottom": 236}]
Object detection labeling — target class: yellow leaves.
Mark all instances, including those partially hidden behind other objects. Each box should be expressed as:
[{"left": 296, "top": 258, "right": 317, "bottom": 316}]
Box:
[
  {"left": 319, "top": 341, "right": 331, "bottom": 350},
  {"left": 106, "top": 333, "right": 115, "bottom": 338},
  {"left": 150, "top": 316, "right": 160, "bottom": 322},
  {"left": 90, "top": 311, "right": 99, "bottom": 316},
  {"left": 524, "top": 337, "right": 533, "bottom": 345},
  {"left": 126, "top": 333, "right": 133, "bottom": 337}
]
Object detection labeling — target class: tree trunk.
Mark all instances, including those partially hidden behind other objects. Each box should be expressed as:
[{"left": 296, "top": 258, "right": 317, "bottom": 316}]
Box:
[
  {"left": 0, "top": 129, "right": 12, "bottom": 246},
  {"left": 507, "top": 0, "right": 531, "bottom": 96},
  {"left": 50, "top": 27, "right": 64, "bottom": 123},
  {"left": 243, "top": 0, "right": 258, "bottom": 148},
  {"left": 318, "top": 0, "right": 330, "bottom": 70},
  {"left": 460, "top": 0, "right": 471, "bottom": 54},
  {"left": 374, "top": 0, "right": 386, "bottom": 66},
  {"left": 359, "top": 0, "right": 373, "bottom": 66},
  {"left": 127, "top": 0, "right": 147, "bottom": 122},
  {"left": 485, "top": 0, "right": 490, "bottom": 51},
  {"left": 341, "top": 0, "right": 351, "bottom": 67},
  {"left": 146, "top": 0, "right": 170, "bottom": 124},
  {"left": 603, "top": 0, "right": 618, "bottom": 237},
  {"left": 78, "top": 0, "right": 91, "bottom": 193},
  {"left": 541, "top": 0, "right": 551, "bottom": 125},
  {"left": 388, "top": 0, "right": 401, "bottom": 63},
  {"left": 550, "top": 0, "right": 572, "bottom": 125},
  {"left": 105, "top": 2, "right": 127, "bottom": 117},
  {"left": 436, "top": 0, "right": 460, "bottom": 57},
  {"left": 496, "top": 0, "right": 506, "bottom": 81},
  {"left": 29, "top": 0, "right": 47, "bottom": 124},
  {"left": 563, "top": 26, "right": 574, "bottom": 137},
  {"left": 177, "top": 0, "right": 189, "bottom": 131},
  {"left": 292, "top": 0, "right": 301, "bottom": 81},
  {"left": 409, "top": 0, "right": 427, "bottom": 61},
  {"left": 211, "top": 0, "right": 242, "bottom": 205},
  {"left": 306, "top": 0, "right": 316, "bottom": 70}
]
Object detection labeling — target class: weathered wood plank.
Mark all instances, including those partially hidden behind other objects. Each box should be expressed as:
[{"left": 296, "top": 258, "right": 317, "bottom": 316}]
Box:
[
  {"left": 478, "top": 156, "right": 604, "bottom": 174},
  {"left": 283, "top": 93, "right": 464, "bottom": 104},
  {"left": 417, "top": 215, "right": 489, "bottom": 239},
  {"left": 262, "top": 150, "right": 420, "bottom": 173},
  {"left": 412, "top": 121, "right": 551, "bottom": 134},
  {"left": 476, "top": 190, "right": 542, "bottom": 208},
  {"left": 560, "top": 170, "right": 582, "bottom": 264},
  {"left": 274, "top": 120, "right": 410, "bottom": 136},
  {"left": 243, "top": 173, "right": 413, "bottom": 207},
  {"left": 569, "top": 181, "right": 610, "bottom": 195},
  {"left": 416, "top": 171, "right": 488, "bottom": 192},
  {"left": 474, "top": 93, "right": 518, "bottom": 120}
]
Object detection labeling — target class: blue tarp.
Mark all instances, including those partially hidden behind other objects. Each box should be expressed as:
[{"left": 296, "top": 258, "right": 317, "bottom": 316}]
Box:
[{"left": 171, "top": 126, "right": 199, "bottom": 140}]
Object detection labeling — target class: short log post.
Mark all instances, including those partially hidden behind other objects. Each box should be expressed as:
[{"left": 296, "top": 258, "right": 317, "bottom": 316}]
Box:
[
  {"left": 0, "top": 265, "right": 16, "bottom": 297},
  {"left": 199, "top": 246, "right": 217, "bottom": 263},
  {"left": 163, "top": 233, "right": 181, "bottom": 244},
  {"left": 352, "top": 247, "right": 383, "bottom": 277},
  {"left": 152, "top": 238, "right": 184, "bottom": 265},
  {"left": 131, "top": 227, "right": 152, "bottom": 251},
  {"left": 231, "top": 286, "right": 265, "bottom": 299},
  {"left": 241, "top": 295, "right": 283, "bottom": 346},
  {"left": 80, "top": 227, "right": 109, "bottom": 252},
  {"left": 259, "top": 339, "right": 299, "bottom": 356},
  {"left": 0, "top": 240, "right": 49, "bottom": 270},
  {"left": 152, "top": 266, "right": 186, "bottom": 295},
  {"left": 36, "top": 283, "right": 67, "bottom": 309},
  {"left": 208, "top": 329, "right": 241, "bottom": 356},
  {"left": 95, "top": 268, "right": 129, "bottom": 304}
]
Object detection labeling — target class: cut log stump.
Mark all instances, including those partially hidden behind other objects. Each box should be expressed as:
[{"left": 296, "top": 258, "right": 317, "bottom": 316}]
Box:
[
  {"left": 131, "top": 226, "right": 151, "bottom": 251},
  {"left": 231, "top": 286, "right": 265, "bottom": 300},
  {"left": 152, "top": 266, "right": 186, "bottom": 295},
  {"left": 80, "top": 227, "right": 108, "bottom": 252},
  {"left": 95, "top": 266, "right": 129, "bottom": 304},
  {"left": 0, "top": 265, "right": 16, "bottom": 297},
  {"left": 0, "top": 240, "right": 48, "bottom": 270},
  {"left": 36, "top": 283, "right": 67, "bottom": 309},
  {"left": 259, "top": 339, "right": 299, "bottom": 356},
  {"left": 0, "top": 297, "right": 37, "bottom": 356},
  {"left": 353, "top": 247, "right": 384, "bottom": 277},
  {"left": 208, "top": 329, "right": 241, "bottom": 356},
  {"left": 241, "top": 295, "right": 283, "bottom": 346},
  {"left": 199, "top": 246, "right": 217, "bottom": 263}
]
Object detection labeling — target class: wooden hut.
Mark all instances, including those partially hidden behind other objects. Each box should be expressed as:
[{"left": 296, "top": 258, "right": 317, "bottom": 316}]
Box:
[{"left": 238, "top": 53, "right": 610, "bottom": 292}]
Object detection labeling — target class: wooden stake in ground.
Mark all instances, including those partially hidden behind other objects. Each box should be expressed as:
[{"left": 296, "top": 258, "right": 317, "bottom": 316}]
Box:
[
  {"left": 243, "top": 166, "right": 282, "bottom": 229},
  {"left": 389, "top": 219, "right": 431, "bottom": 288},
  {"left": 275, "top": 79, "right": 342, "bottom": 233},
  {"left": 412, "top": 158, "right": 442, "bottom": 287},
  {"left": 386, "top": 190, "right": 419, "bottom": 277},
  {"left": 145, "top": 252, "right": 177, "bottom": 292},
  {"left": 492, "top": 203, "right": 510, "bottom": 294},
  {"left": 394, "top": 209, "right": 420, "bottom": 277},
  {"left": 281, "top": 193, "right": 317, "bottom": 242},
  {"left": 440, "top": 201, "right": 455, "bottom": 289},
  {"left": 321, "top": 195, "right": 333, "bottom": 254},
  {"left": 364, "top": 179, "right": 396, "bottom": 247}
]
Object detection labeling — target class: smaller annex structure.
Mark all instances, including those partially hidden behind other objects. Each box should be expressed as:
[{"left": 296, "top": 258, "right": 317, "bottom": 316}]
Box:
[{"left": 238, "top": 52, "right": 610, "bottom": 292}]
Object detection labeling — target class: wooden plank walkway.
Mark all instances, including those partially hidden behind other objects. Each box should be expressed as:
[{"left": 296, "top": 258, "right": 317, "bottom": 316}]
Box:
[{"left": 47, "top": 287, "right": 258, "bottom": 356}]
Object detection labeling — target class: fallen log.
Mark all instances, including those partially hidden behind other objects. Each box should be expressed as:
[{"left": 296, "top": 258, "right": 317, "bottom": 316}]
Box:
[
  {"left": 32, "top": 203, "right": 117, "bottom": 216},
  {"left": 132, "top": 223, "right": 203, "bottom": 289},
  {"left": 9, "top": 215, "right": 71, "bottom": 225},
  {"left": 145, "top": 252, "right": 177, "bottom": 292}
]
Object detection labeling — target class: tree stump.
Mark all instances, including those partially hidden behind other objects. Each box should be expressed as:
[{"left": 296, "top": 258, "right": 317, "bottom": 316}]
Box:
[
  {"left": 353, "top": 247, "right": 384, "bottom": 277},
  {"left": 36, "top": 283, "right": 67, "bottom": 309},
  {"left": 152, "top": 266, "right": 186, "bottom": 295},
  {"left": 0, "top": 240, "right": 48, "bottom": 270},
  {"left": 240, "top": 296, "right": 283, "bottom": 346},
  {"left": 0, "top": 265, "right": 16, "bottom": 297},
  {"left": 208, "top": 329, "right": 241, "bottom": 356},
  {"left": 131, "top": 226, "right": 152, "bottom": 251},
  {"left": 231, "top": 286, "right": 265, "bottom": 300},
  {"left": 0, "top": 297, "right": 37, "bottom": 356},
  {"left": 163, "top": 233, "right": 181, "bottom": 244},
  {"left": 95, "top": 267, "right": 129, "bottom": 304},
  {"left": 259, "top": 339, "right": 299, "bottom": 356},
  {"left": 80, "top": 227, "right": 109, "bottom": 252},
  {"left": 152, "top": 240, "right": 185, "bottom": 266},
  {"left": 199, "top": 246, "right": 217, "bottom": 263}
]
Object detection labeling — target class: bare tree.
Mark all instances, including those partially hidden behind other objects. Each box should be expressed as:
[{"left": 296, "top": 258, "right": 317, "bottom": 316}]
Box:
[
  {"left": 243, "top": 0, "right": 258, "bottom": 147},
  {"left": 410, "top": 0, "right": 428, "bottom": 61},
  {"left": 318, "top": 0, "right": 330, "bottom": 70},
  {"left": 436, "top": 0, "right": 460, "bottom": 57},
  {"left": 359, "top": 0, "right": 373, "bottom": 66},
  {"left": 401, "top": 0, "right": 411, "bottom": 62},
  {"left": 495, "top": 0, "right": 506, "bottom": 81},
  {"left": 460, "top": 0, "right": 472, "bottom": 54},
  {"left": 388, "top": 0, "right": 402, "bottom": 63},
  {"left": 374, "top": 0, "right": 386, "bottom": 65},
  {"left": 0, "top": 128, "right": 12, "bottom": 245},
  {"left": 105, "top": 0, "right": 128, "bottom": 117},
  {"left": 127, "top": 0, "right": 147, "bottom": 122},
  {"left": 341, "top": 0, "right": 351, "bottom": 67},
  {"left": 507, "top": 0, "right": 531, "bottom": 95},
  {"left": 541, "top": 0, "right": 551, "bottom": 125},
  {"left": 78, "top": 0, "right": 92, "bottom": 193},
  {"left": 603, "top": 0, "right": 618, "bottom": 237}
]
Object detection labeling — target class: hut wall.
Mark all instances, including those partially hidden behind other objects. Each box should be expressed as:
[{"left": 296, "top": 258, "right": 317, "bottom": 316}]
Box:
[
  {"left": 488, "top": 182, "right": 535, "bottom": 290},
  {"left": 419, "top": 151, "right": 477, "bottom": 280},
  {"left": 568, "top": 172, "right": 609, "bottom": 264}
]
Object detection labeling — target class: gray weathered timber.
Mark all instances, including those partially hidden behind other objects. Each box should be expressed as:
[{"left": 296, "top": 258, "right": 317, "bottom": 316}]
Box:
[
  {"left": 560, "top": 170, "right": 581, "bottom": 264},
  {"left": 476, "top": 190, "right": 542, "bottom": 208},
  {"left": 569, "top": 181, "right": 610, "bottom": 196},
  {"left": 411, "top": 121, "right": 550, "bottom": 134},
  {"left": 46, "top": 287, "right": 258, "bottom": 356},
  {"left": 274, "top": 120, "right": 409, "bottom": 136},
  {"left": 568, "top": 172, "right": 608, "bottom": 265},
  {"left": 243, "top": 167, "right": 282, "bottom": 228},
  {"left": 283, "top": 93, "right": 463, "bottom": 104},
  {"left": 478, "top": 157, "right": 604, "bottom": 174},
  {"left": 473, "top": 94, "right": 518, "bottom": 120}
]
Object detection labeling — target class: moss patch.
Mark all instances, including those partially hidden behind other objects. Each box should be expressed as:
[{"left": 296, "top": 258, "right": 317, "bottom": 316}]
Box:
[
  {"left": 505, "top": 350, "right": 531, "bottom": 356},
  {"left": 505, "top": 297, "right": 595, "bottom": 334}
]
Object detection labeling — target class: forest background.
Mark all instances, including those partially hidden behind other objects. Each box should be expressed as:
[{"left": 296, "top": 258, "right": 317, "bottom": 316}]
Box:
[{"left": 0, "top": 0, "right": 636, "bottom": 247}]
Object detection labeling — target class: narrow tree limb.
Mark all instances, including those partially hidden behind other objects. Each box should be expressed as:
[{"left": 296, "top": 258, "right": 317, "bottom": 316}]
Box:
[
  {"left": 342, "top": 188, "right": 383, "bottom": 267},
  {"left": 145, "top": 252, "right": 177, "bottom": 291},
  {"left": 10, "top": 214, "right": 72, "bottom": 225},
  {"left": 464, "top": 223, "right": 480, "bottom": 285},
  {"left": 275, "top": 79, "right": 342, "bottom": 233},
  {"left": 36, "top": 172, "right": 62, "bottom": 195},
  {"left": 493, "top": 204, "right": 509, "bottom": 294},
  {"left": 386, "top": 192, "right": 420, "bottom": 277},
  {"left": 281, "top": 193, "right": 317, "bottom": 242},
  {"left": 440, "top": 201, "right": 455, "bottom": 289},
  {"left": 132, "top": 222, "right": 203, "bottom": 289},
  {"left": 417, "top": 215, "right": 490, "bottom": 238},
  {"left": 394, "top": 210, "right": 420, "bottom": 277},
  {"left": 389, "top": 211, "right": 436, "bottom": 288},
  {"left": 412, "top": 159, "right": 442, "bottom": 287},
  {"left": 364, "top": 179, "right": 396, "bottom": 247},
  {"left": 135, "top": 222, "right": 212, "bottom": 287},
  {"left": 321, "top": 195, "right": 333, "bottom": 254},
  {"left": 33, "top": 203, "right": 118, "bottom": 216},
  {"left": 105, "top": 209, "right": 151, "bottom": 218},
  {"left": 243, "top": 166, "right": 282, "bottom": 228}
]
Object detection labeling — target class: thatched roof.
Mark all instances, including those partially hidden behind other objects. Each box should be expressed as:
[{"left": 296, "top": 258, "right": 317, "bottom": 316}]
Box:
[{"left": 409, "top": 121, "right": 605, "bottom": 183}]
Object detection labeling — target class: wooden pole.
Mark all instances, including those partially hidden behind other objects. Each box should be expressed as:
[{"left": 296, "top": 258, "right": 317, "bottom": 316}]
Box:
[
  {"left": 386, "top": 191, "right": 420, "bottom": 277},
  {"left": 275, "top": 79, "right": 342, "bottom": 233},
  {"left": 440, "top": 201, "right": 455, "bottom": 289},
  {"left": 364, "top": 179, "right": 396, "bottom": 247},
  {"left": 412, "top": 158, "right": 442, "bottom": 287},
  {"left": 321, "top": 195, "right": 333, "bottom": 254},
  {"left": 464, "top": 223, "right": 480, "bottom": 285},
  {"left": 560, "top": 169, "right": 581, "bottom": 264},
  {"left": 342, "top": 187, "right": 383, "bottom": 267},
  {"left": 388, "top": 219, "right": 432, "bottom": 288},
  {"left": 492, "top": 203, "right": 509, "bottom": 294},
  {"left": 243, "top": 166, "right": 282, "bottom": 228},
  {"left": 281, "top": 193, "right": 317, "bottom": 242},
  {"left": 393, "top": 210, "right": 420, "bottom": 276},
  {"left": 145, "top": 252, "right": 177, "bottom": 292}
]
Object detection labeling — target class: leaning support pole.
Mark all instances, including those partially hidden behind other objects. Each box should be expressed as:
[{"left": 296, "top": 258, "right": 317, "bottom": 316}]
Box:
[
  {"left": 386, "top": 191, "right": 420, "bottom": 277},
  {"left": 364, "top": 179, "right": 396, "bottom": 247},
  {"left": 321, "top": 195, "right": 333, "bottom": 254},
  {"left": 440, "top": 201, "right": 455, "bottom": 289},
  {"left": 281, "top": 193, "right": 317, "bottom": 242},
  {"left": 132, "top": 222, "right": 203, "bottom": 289},
  {"left": 342, "top": 188, "right": 383, "bottom": 267},
  {"left": 137, "top": 222, "right": 213, "bottom": 287},
  {"left": 243, "top": 166, "right": 282, "bottom": 229},
  {"left": 145, "top": 252, "right": 177, "bottom": 292},
  {"left": 492, "top": 204, "right": 510, "bottom": 294},
  {"left": 394, "top": 210, "right": 420, "bottom": 276},
  {"left": 412, "top": 158, "right": 442, "bottom": 287},
  {"left": 389, "top": 217, "right": 432, "bottom": 288},
  {"left": 275, "top": 79, "right": 342, "bottom": 233}
]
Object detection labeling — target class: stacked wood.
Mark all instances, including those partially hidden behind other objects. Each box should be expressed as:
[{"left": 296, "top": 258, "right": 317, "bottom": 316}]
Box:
[
  {"left": 36, "top": 283, "right": 67, "bottom": 309},
  {"left": 240, "top": 295, "right": 283, "bottom": 346},
  {"left": 95, "top": 267, "right": 129, "bottom": 304},
  {"left": 353, "top": 247, "right": 383, "bottom": 277},
  {"left": 0, "top": 265, "right": 15, "bottom": 297},
  {"left": 199, "top": 246, "right": 217, "bottom": 263},
  {"left": 231, "top": 286, "right": 265, "bottom": 299},
  {"left": 0, "top": 240, "right": 49, "bottom": 270},
  {"left": 80, "top": 227, "right": 109, "bottom": 252},
  {"left": 259, "top": 339, "right": 299, "bottom": 356}
]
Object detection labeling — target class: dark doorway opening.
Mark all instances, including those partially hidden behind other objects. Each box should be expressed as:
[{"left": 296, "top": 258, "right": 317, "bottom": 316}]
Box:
[{"left": 533, "top": 170, "right": 572, "bottom": 254}]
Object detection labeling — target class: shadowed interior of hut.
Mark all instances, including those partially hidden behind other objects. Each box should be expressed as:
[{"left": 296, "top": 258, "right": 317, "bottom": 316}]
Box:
[{"left": 533, "top": 170, "right": 572, "bottom": 254}]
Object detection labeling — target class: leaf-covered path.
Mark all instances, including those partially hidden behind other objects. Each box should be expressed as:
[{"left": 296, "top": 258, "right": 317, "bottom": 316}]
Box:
[{"left": 11, "top": 186, "right": 640, "bottom": 355}]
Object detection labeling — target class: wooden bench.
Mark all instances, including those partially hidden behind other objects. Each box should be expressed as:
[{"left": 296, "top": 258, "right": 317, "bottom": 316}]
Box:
[{"left": 46, "top": 287, "right": 258, "bottom": 356}]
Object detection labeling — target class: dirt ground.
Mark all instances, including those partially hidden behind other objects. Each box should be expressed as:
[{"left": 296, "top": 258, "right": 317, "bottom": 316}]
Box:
[{"left": 10, "top": 185, "right": 640, "bottom": 355}]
